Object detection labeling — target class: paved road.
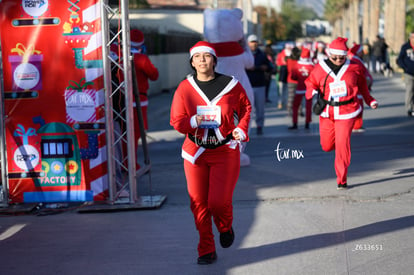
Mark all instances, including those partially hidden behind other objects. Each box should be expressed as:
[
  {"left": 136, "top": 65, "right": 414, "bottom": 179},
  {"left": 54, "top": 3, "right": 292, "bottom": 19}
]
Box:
[{"left": 1, "top": 73, "right": 414, "bottom": 275}]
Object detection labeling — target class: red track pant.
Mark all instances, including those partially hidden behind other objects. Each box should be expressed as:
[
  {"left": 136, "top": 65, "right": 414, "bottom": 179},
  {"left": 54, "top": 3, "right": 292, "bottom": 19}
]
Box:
[
  {"left": 292, "top": 94, "right": 312, "bottom": 124},
  {"left": 319, "top": 116, "right": 356, "bottom": 185},
  {"left": 184, "top": 145, "right": 240, "bottom": 256},
  {"left": 353, "top": 99, "right": 364, "bottom": 130}
]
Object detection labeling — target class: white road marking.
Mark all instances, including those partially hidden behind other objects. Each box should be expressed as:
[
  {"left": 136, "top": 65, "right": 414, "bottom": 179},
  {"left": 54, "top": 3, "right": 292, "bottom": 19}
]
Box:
[{"left": 0, "top": 224, "right": 26, "bottom": 241}]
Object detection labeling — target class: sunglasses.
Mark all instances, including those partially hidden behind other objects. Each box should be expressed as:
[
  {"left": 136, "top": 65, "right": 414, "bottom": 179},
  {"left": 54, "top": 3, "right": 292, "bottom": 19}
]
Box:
[{"left": 331, "top": 56, "right": 346, "bottom": 61}]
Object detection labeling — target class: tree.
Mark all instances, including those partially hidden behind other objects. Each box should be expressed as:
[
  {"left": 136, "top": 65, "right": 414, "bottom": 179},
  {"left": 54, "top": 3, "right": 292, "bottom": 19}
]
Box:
[{"left": 255, "top": 1, "right": 318, "bottom": 42}]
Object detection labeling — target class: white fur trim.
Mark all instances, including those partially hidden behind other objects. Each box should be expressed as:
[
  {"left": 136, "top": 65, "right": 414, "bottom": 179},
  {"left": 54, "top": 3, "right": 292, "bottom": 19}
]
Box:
[
  {"left": 131, "top": 41, "right": 144, "bottom": 47},
  {"left": 328, "top": 48, "right": 347, "bottom": 56},
  {"left": 182, "top": 148, "right": 205, "bottom": 164},
  {"left": 190, "top": 46, "right": 216, "bottom": 58},
  {"left": 190, "top": 115, "right": 198, "bottom": 128}
]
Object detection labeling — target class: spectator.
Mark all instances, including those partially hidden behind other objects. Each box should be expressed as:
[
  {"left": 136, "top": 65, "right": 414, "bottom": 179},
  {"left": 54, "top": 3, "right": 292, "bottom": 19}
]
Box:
[
  {"left": 397, "top": 32, "right": 414, "bottom": 117},
  {"left": 264, "top": 42, "right": 276, "bottom": 103},
  {"left": 246, "top": 34, "right": 273, "bottom": 135},
  {"left": 362, "top": 38, "right": 372, "bottom": 71},
  {"left": 371, "top": 35, "right": 388, "bottom": 73}
]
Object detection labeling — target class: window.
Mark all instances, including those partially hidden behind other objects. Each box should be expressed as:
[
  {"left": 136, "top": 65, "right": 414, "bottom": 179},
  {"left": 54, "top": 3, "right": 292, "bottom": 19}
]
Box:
[{"left": 41, "top": 139, "right": 73, "bottom": 158}]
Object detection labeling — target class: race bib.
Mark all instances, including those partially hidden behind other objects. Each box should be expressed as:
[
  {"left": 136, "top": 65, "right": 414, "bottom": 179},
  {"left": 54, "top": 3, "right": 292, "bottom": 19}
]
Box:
[
  {"left": 329, "top": 80, "right": 347, "bottom": 98},
  {"left": 197, "top": 105, "right": 221, "bottom": 128}
]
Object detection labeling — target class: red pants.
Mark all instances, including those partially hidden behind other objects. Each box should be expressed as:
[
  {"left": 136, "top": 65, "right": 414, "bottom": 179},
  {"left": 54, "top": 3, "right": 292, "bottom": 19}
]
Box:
[
  {"left": 292, "top": 94, "right": 312, "bottom": 124},
  {"left": 184, "top": 145, "right": 240, "bottom": 256},
  {"left": 353, "top": 99, "right": 364, "bottom": 130},
  {"left": 319, "top": 117, "right": 355, "bottom": 185}
]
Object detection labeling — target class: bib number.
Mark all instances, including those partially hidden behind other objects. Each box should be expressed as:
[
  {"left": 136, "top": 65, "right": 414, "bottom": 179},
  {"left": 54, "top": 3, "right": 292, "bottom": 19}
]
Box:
[
  {"left": 197, "top": 106, "right": 221, "bottom": 128},
  {"left": 329, "top": 80, "right": 347, "bottom": 98}
]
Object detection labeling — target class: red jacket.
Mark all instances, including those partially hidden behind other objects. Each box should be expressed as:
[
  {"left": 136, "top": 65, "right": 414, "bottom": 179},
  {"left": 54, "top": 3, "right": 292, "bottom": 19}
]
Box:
[
  {"left": 132, "top": 53, "right": 159, "bottom": 106},
  {"left": 305, "top": 59, "right": 377, "bottom": 120},
  {"left": 349, "top": 54, "right": 373, "bottom": 92},
  {"left": 170, "top": 76, "right": 251, "bottom": 164},
  {"left": 291, "top": 59, "right": 314, "bottom": 94},
  {"left": 286, "top": 58, "right": 298, "bottom": 84}
]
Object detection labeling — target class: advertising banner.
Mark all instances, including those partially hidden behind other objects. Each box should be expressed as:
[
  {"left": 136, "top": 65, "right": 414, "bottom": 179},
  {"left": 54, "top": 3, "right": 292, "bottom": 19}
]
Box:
[{"left": 0, "top": 0, "right": 109, "bottom": 203}]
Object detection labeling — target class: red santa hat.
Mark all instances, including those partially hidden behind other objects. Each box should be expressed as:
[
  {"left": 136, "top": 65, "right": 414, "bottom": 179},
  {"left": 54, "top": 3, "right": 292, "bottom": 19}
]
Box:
[
  {"left": 130, "top": 29, "right": 144, "bottom": 47},
  {"left": 328, "top": 37, "right": 348, "bottom": 56},
  {"left": 349, "top": 43, "right": 363, "bottom": 55},
  {"left": 300, "top": 48, "right": 311, "bottom": 59},
  {"left": 189, "top": 41, "right": 217, "bottom": 59}
]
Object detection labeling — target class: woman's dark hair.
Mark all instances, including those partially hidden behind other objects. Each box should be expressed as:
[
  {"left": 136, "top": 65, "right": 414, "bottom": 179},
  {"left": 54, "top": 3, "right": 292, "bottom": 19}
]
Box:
[{"left": 289, "top": 47, "right": 301, "bottom": 60}]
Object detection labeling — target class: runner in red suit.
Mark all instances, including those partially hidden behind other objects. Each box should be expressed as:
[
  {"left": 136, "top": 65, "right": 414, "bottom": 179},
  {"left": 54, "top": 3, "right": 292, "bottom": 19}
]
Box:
[
  {"left": 290, "top": 47, "right": 315, "bottom": 129},
  {"left": 348, "top": 43, "right": 374, "bottom": 131},
  {"left": 115, "top": 29, "right": 159, "bottom": 170},
  {"left": 305, "top": 37, "right": 378, "bottom": 189},
  {"left": 170, "top": 41, "right": 251, "bottom": 264}
]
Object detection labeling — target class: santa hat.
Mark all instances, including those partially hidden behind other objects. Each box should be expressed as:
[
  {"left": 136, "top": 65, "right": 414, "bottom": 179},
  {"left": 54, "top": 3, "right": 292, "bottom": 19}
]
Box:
[
  {"left": 349, "top": 43, "right": 363, "bottom": 55},
  {"left": 285, "top": 42, "right": 294, "bottom": 49},
  {"left": 328, "top": 37, "right": 348, "bottom": 56},
  {"left": 189, "top": 41, "right": 217, "bottom": 59},
  {"left": 130, "top": 29, "right": 144, "bottom": 47},
  {"left": 300, "top": 48, "right": 311, "bottom": 59}
]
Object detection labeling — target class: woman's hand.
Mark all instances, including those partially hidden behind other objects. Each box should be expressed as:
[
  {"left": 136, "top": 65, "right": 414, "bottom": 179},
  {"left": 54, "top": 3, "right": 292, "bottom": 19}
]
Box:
[
  {"left": 232, "top": 129, "right": 242, "bottom": 140},
  {"left": 196, "top": 115, "right": 203, "bottom": 126}
]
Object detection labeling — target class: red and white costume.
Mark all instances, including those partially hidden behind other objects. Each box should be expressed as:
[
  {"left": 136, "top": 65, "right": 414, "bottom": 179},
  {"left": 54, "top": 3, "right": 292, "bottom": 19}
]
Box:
[
  {"left": 291, "top": 48, "right": 315, "bottom": 125},
  {"left": 348, "top": 43, "right": 374, "bottom": 130},
  {"left": 115, "top": 29, "right": 159, "bottom": 169},
  {"left": 130, "top": 29, "right": 159, "bottom": 136},
  {"left": 170, "top": 71, "right": 251, "bottom": 256},
  {"left": 305, "top": 37, "right": 378, "bottom": 186}
]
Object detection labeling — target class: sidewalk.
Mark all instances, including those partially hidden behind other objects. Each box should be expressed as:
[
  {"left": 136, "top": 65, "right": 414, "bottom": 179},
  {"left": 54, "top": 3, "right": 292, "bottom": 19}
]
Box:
[{"left": 1, "top": 73, "right": 414, "bottom": 275}]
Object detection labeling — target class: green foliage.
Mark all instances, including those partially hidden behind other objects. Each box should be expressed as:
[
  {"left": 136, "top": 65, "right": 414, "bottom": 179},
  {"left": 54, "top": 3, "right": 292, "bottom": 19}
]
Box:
[
  {"left": 129, "top": 0, "right": 150, "bottom": 9},
  {"left": 407, "top": 0, "right": 414, "bottom": 38},
  {"left": 255, "top": 2, "right": 318, "bottom": 42}
]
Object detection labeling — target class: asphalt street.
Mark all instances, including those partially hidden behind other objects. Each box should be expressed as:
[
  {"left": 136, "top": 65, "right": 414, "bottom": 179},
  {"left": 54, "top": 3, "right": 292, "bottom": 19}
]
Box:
[{"left": 1, "top": 73, "right": 414, "bottom": 275}]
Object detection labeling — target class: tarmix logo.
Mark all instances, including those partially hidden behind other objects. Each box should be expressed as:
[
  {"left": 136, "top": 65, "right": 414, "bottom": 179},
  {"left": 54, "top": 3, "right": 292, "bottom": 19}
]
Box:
[{"left": 274, "top": 142, "right": 304, "bottom": 162}]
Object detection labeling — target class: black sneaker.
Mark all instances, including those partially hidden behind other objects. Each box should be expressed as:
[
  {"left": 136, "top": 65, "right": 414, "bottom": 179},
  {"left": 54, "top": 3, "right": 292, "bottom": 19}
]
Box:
[
  {"left": 337, "top": 183, "right": 348, "bottom": 190},
  {"left": 305, "top": 123, "right": 310, "bottom": 129},
  {"left": 220, "top": 227, "right": 235, "bottom": 248},
  {"left": 257, "top": 127, "right": 263, "bottom": 135},
  {"left": 197, "top": 251, "right": 217, "bottom": 265},
  {"left": 288, "top": 124, "right": 298, "bottom": 130}
]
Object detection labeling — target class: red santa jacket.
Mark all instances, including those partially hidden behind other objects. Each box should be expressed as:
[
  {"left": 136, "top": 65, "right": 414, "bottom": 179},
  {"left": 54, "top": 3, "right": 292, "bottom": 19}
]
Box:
[
  {"left": 132, "top": 53, "right": 159, "bottom": 107},
  {"left": 349, "top": 54, "right": 374, "bottom": 97},
  {"left": 170, "top": 75, "right": 251, "bottom": 164},
  {"left": 117, "top": 53, "right": 159, "bottom": 107},
  {"left": 286, "top": 58, "right": 298, "bottom": 84},
  {"left": 305, "top": 59, "right": 377, "bottom": 120},
  {"left": 291, "top": 59, "right": 314, "bottom": 94}
]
